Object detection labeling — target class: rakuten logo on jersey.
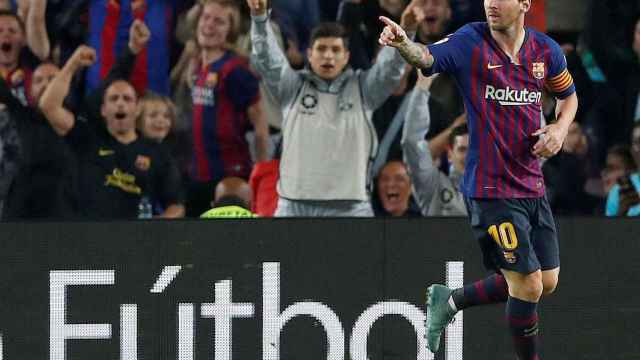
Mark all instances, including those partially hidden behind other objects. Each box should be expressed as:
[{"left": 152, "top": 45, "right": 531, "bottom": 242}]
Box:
[{"left": 485, "top": 85, "right": 542, "bottom": 106}]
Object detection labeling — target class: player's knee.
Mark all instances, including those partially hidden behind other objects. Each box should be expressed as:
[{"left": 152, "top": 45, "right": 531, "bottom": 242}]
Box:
[
  {"left": 542, "top": 282, "right": 557, "bottom": 296},
  {"left": 509, "top": 272, "right": 544, "bottom": 302},
  {"left": 542, "top": 276, "right": 558, "bottom": 296},
  {"left": 524, "top": 281, "right": 544, "bottom": 300}
]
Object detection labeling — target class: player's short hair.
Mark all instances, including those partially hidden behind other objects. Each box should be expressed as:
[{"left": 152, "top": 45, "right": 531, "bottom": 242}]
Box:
[
  {"left": 197, "top": 0, "right": 241, "bottom": 44},
  {"left": 608, "top": 144, "right": 637, "bottom": 171},
  {"left": 309, "top": 22, "right": 349, "bottom": 50},
  {"left": 0, "top": 10, "right": 25, "bottom": 34},
  {"left": 449, "top": 123, "right": 469, "bottom": 146}
]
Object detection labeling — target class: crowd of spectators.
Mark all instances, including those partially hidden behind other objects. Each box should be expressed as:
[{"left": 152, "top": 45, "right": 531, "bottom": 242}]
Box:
[{"left": 0, "top": 0, "right": 638, "bottom": 219}]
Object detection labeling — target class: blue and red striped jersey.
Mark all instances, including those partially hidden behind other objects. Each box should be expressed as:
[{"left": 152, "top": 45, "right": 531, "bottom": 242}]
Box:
[
  {"left": 424, "top": 22, "right": 576, "bottom": 198},
  {"left": 87, "top": 0, "right": 175, "bottom": 96},
  {"left": 190, "top": 51, "right": 260, "bottom": 183}
]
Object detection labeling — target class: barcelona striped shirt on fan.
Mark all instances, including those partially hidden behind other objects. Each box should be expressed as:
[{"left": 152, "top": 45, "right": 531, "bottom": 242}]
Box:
[
  {"left": 86, "top": 0, "right": 176, "bottom": 96},
  {"left": 190, "top": 51, "right": 260, "bottom": 182},
  {"left": 423, "top": 22, "right": 576, "bottom": 198}
]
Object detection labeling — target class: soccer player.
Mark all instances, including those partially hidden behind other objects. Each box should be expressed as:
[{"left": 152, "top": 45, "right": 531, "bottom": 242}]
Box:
[
  {"left": 40, "top": 41, "right": 186, "bottom": 219},
  {"left": 379, "top": 0, "right": 578, "bottom": 359}
]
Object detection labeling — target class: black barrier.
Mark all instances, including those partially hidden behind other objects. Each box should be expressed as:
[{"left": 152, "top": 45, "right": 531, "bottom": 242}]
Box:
[{"left": 0, "top": 218, "right": 639, "bottom": 360}]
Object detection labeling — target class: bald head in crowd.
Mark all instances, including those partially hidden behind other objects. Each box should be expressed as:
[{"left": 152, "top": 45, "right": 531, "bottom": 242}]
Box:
[{"left": 213, "top": 177, "right": 253, "bottom": 209}]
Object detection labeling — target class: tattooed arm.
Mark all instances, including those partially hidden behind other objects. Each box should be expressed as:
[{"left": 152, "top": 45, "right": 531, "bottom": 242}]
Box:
[
  {"left": 396, "top": 37, "right": 434, "bottom": 69},
  {"left": 378, "top": 16, "right": 434, "bottom": 69}
]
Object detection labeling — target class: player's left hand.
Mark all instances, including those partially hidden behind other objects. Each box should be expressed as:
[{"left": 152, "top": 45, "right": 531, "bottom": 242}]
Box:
[{"left": 532, "top": 123, "right": 568, "bottom": 158}]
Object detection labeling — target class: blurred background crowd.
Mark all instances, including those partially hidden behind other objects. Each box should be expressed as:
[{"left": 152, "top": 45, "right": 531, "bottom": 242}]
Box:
[{"left": 0, "top": 0, "right": 639, "bottom": 220}]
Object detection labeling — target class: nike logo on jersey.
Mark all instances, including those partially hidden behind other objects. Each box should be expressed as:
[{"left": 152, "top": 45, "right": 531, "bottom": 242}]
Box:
[
  {"left": 487, "top": 63, "right": 503, "bottom": 70},
  {"left": 99, "top": 148, "right": 115, "bottom": 156}
]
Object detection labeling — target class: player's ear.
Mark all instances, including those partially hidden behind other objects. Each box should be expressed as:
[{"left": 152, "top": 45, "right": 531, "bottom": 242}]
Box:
[{"left": 520, "top": 0, "right": 531, "bottom": 14}]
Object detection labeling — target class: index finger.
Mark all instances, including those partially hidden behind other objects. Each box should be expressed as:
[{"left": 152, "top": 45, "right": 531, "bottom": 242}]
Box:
[{"left": 379, "top": 16, "right": 398, "bottom": 28}]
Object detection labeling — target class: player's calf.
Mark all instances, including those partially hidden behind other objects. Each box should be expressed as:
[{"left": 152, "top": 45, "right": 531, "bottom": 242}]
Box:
[
  {"left": 506, "top": 296, "right": 540, "bottom": 360},
  {"left": 450, "top": 273, "right": 508, "bottom": 310}
]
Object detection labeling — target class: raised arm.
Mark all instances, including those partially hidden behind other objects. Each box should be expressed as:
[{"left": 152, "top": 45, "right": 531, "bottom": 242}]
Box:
[
  {"left": 38, "top": 45, "right": 96, "bottom": 136},
  {"left": 25, "top": 0, "right": 50, "bottom": 61},
  {"left": 427, "top": 112, "right": 466, "bottom": 160},
  {"left": 401, "top": 73, "right": 440, "bottom": 216},
  {"left": 85, "top": 19, "right": 150, "bottom": 121},
  {"left": 247, "top": 0, "right": 300, "bottom": 103},
  {"left": 360, "top": 0, "right": 424, "bottom": 110},
  {"left": 378, "top": 2, "right": 434, "bottom": 70}
]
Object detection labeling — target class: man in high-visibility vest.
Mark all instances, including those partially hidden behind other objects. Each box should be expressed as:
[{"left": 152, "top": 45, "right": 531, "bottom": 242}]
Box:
[{"left": 200, "top": 177, "right": 256, "bottom": 218}]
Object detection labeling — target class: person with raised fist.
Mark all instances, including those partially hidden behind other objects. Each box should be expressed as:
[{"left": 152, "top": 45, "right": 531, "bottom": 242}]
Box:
[
  {"left": 39, "top": 31, "right": 185, "bottom": 219},
  {"left": 248, "top": 0, "right": 423, "bottom": 217}
]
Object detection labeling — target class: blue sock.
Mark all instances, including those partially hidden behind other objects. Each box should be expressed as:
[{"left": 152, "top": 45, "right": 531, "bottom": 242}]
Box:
[
  {"left": 506, "top": 296, "right": 540, "bottom": 360},
  {"left": 451, "top": 274, "right": 508, "bottom": 310}
]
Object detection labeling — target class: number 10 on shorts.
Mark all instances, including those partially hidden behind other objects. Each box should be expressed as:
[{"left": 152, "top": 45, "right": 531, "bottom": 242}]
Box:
[{"left": 488, "top": 222, "right": 519, "bottom": 251}]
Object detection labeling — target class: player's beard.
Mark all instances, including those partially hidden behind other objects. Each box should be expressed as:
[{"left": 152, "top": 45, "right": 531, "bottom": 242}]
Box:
[
  {"left": 489, "top": 22, "right": 509, "bottom": 32},
  {"left": 487, "top": 12, "right": 521, "bottom": 32}
]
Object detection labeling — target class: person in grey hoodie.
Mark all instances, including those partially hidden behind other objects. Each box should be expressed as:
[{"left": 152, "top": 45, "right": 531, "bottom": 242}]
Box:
[
  {"left": 402, "top": 72, "right": 467, "bottom": 216},
  {"left": 247, "top": 0, "right": 426, "bottom": 217}
]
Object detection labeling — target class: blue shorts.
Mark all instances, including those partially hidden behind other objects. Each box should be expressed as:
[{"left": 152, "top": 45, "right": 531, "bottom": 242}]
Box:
[{"left": 464, "top": 196, "right": 560, "bottom": 274}]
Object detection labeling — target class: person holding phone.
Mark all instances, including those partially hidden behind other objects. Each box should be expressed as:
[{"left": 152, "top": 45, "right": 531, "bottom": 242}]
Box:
[
  {"left": 605, "top": 145, "right": 640, "bottom": 217},
  {"left": 606, "top": 172, "right": 640, "bottom": 217}
]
